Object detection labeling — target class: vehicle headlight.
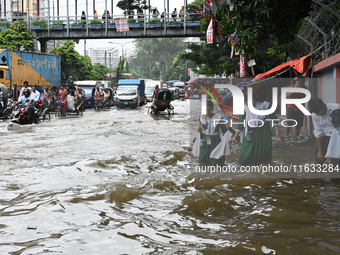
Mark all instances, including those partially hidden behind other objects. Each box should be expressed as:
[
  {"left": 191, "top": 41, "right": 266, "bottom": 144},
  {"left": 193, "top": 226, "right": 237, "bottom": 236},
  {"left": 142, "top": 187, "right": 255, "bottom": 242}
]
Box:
[{"left": 132, "top": 98, "right": 136, "bottom": 102}]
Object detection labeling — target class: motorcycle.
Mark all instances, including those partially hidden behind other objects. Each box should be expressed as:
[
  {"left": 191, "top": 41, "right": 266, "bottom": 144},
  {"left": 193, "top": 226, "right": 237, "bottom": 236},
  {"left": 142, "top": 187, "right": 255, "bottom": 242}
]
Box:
[
  {"left": 11, "top": 104, "right": 40, "bottom": 125},
  {"left": 0, "top": 99, "right": 14, "bottom": 121}
]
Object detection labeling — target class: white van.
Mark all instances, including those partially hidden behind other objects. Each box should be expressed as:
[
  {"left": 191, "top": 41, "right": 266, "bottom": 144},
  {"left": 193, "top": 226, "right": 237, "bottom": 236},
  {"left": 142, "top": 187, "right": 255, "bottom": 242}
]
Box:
[{"left": 144, "top": 79, "right": 161, "bottom": 102}]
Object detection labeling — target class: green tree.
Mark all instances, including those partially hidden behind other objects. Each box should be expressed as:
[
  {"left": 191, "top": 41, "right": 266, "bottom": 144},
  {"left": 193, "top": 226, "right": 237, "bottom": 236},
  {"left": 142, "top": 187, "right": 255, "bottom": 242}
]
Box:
[
  {"left": 92, "top": 63, "right": 109, "bottom": 80},
  {"left": 129, "top": 38, "right": 186, "bottom": 80},
  {"left": 182, "top": 0, "right": 313, "bottom": 76},
  {"left": 130, "top": 69, "right": 139, "bottom": 79},
  {"left": 118, "top": 56, "right": 126, "bottom": 73},
  {"left": 77, "top": 55, "right": 94, "bottom": 80},
  {"left": 49, "top": 40, "right": 94, "bottom": 84},
  {"left": 188, "top": 0, "right": 203, "bottom": 9},
  {"left": 116, "top": 0, "right": 151, "bottom": 14},
  {"left": 0, "top": 20, "right": 35, "bottom": 51},
  {"left": 150, "top": 67, "right": 160, "bottom": 80},
  {"left": 125, "top": 61, "right": 130, "bottom": 72}
]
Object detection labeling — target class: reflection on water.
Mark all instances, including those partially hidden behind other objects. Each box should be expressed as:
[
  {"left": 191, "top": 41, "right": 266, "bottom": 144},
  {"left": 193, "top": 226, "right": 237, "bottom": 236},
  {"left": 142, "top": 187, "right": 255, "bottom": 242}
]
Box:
[{"left": 0, "top": 100, "right": 339, "bottom": 254}]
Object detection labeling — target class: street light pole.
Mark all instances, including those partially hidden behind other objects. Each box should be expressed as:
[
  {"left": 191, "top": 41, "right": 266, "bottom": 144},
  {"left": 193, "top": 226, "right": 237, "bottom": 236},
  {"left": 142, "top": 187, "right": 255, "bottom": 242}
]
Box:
[
  {"left": 109, "top": 41, "right": 133, "bottom": 59},
  {"left": 110, "top": 53, "right": 112, "bottom": 86},
  {"left": 104, "top": 47, "right": 117, "bottom": 69}
]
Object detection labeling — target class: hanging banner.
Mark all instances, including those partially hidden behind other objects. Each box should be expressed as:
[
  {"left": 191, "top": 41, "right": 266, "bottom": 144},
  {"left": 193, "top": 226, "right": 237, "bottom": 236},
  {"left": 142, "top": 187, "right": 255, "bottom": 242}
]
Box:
[
  {"left": 203, "top": 0, "right": 212, "bottom": 21},
  {"left": 207, "top": 17, "right": 214, "bottom": 44},
  {"left": 240, "top": 53, "right": 246, "bottom": 77},
  {"left": 215, "top": 20, "right": 223, "bottom": 42},
  {"left": 228, "top": 34, "right": 239, "bottom": 59},
  {"left": 116, "top": 19, "right": 129, "bottom": 32}
]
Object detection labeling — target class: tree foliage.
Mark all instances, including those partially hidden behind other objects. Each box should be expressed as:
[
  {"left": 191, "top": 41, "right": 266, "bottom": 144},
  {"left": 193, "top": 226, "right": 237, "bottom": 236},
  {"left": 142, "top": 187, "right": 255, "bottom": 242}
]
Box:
[
  {"left": 117, "top": 0, "right": 151, "bottom": 14},
  {"left": 129, "top": 38, "right": 189, "bottom": 81},
  {"left": 182, "top": 0, "right": 313, "bottom": 76},
  {"left": 49, "top": 40, "right": 106, "bottom": 84},
  {"left": 77, "top": 55, "right": 94, "bottom": 80},
  {"left": 0, "top": 20, "right": 35, "bottom": 51},
  {"left": 92, "top": 63, "right": 109, "bottom": 80},
  {"left": 188, "top": 0, "right": 204, "bottom": 9}
]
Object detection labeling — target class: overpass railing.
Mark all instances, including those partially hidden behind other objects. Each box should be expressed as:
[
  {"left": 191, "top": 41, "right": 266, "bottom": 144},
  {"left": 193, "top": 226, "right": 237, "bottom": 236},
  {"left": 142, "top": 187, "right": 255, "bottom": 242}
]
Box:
[{"left": 16, "top": 13, "right": 202, "bottom": 36}]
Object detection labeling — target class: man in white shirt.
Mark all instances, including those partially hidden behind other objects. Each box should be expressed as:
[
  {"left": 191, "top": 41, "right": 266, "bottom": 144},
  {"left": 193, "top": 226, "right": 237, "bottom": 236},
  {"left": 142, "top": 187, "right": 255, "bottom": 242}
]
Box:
[
  {"left": 19, "top": 81, "right": 31, "bottom": 98},
  {"left": 309, "top": 98, "right": 340, "bottom": 165},
  {"left": 31, "top": 85, "right": 40, "bottom": 108}
]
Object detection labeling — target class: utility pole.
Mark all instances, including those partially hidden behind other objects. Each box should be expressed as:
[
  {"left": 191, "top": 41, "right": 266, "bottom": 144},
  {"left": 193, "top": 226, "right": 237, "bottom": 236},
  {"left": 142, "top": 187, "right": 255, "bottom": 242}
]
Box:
[
  {"left": 84, "top": 40, "right": 86, "bottom": 56},
  {"left": 110, "top": 53, "right": 112, "bottom": 87}
]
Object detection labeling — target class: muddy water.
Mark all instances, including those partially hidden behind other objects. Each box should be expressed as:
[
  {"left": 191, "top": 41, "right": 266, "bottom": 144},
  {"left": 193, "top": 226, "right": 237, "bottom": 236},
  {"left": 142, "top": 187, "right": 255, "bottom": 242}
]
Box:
[{"left": 0, "top": 100, "right": 339, "bottom": 254}]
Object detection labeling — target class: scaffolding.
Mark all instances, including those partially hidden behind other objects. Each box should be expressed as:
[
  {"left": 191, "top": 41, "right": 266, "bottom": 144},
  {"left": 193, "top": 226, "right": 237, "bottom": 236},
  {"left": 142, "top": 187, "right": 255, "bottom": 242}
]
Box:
[{"left": 294, "top": 0, "right": 340, "bottom": 59}]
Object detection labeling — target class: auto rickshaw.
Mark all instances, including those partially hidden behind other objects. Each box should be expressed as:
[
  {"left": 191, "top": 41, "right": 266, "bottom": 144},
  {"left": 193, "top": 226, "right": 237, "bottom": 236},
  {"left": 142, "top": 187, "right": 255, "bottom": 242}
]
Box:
[
  {"left": 102, "top": 87, "right": 115, "bottom": 108},
  {"left": 148, "top": 88, "right": 174, "bottom": 115}
]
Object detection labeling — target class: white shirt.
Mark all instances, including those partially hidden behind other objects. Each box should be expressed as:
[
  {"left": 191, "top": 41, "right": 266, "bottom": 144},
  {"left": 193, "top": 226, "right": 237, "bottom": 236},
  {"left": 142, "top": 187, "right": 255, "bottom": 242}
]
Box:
[
  {"left": 312, "top": 103, "right": 340, "bottom": 138},
  {"left": 200, "top": 113, "right": 222, "bottom": 135},
  {"left": 31, "top": 90, "right": 40, "bottom": 102},
  {"left": 19, "top": 86, "right": 31, "bottom": 98}
]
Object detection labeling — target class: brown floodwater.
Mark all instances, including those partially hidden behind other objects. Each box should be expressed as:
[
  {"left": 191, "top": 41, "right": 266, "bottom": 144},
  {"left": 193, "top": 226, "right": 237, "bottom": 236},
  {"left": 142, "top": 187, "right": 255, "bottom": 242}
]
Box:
[{"left": 0, "top": 99, "right": 339, "bottom": 254}]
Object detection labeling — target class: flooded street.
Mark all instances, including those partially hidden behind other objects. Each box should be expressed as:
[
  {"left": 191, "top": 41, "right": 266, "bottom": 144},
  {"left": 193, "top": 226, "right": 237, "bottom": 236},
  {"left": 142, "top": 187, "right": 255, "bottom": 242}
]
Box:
[{"left": 0, "top": 100, "right": 340, "bottom": 254}]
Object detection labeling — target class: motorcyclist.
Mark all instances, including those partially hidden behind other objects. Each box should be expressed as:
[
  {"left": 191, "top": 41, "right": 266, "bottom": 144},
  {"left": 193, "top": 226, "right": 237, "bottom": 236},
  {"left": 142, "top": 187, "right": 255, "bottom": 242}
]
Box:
[{"left": 12, "top": 88, "right": 35, "bottom": 123}]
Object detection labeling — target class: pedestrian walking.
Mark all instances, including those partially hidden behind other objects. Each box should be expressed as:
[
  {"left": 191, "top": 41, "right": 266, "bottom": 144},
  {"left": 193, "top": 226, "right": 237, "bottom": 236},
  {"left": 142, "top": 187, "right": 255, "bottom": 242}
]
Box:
[
  {"left": 11, "top": 84, "right": 20, "bottom": 101},
  {"left": 309, "top": 98, "right": 340, "bottom": 166},
  {"left": 230, "top": 91, "right": 279, "bottom": 166},
  {"left": 193, "top": 100, "right": 232, "bottom": 165}
]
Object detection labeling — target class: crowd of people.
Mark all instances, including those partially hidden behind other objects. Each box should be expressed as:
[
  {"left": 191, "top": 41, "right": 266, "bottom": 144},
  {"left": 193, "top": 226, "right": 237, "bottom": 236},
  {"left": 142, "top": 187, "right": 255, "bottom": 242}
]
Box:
[
  {"left": 76, "top": 5, "right": 203, "bottom": 24},
  {"left": 8, "top": 82, "right": 86, "bottom": 119},
  {"left": 193, "top": 78, "right": 340, "bottom": 169},
  {"left": 78, "top": 10, "right": 113, "bottom": 23},
  {"left": 124, "top": 5, "right": 202, "bottom": 21}
]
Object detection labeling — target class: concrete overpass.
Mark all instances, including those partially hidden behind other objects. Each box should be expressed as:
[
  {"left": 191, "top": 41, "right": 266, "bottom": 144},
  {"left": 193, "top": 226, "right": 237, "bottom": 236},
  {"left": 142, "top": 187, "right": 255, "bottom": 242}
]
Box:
[{"left": 29, "top": 13, "right": 205, "bottom": 52}]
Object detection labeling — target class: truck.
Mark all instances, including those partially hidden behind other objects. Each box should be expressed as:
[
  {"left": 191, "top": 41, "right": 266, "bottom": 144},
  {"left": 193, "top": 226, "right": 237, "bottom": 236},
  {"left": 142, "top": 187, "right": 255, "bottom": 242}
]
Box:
[
  {"left": 74, "top": 80, "right": 102, "bottom": 108},
  {"left": 116, "top": 79, "right": 147, "bottom": 108},
  {"left": 0, "top": 49, "right": 61, "bottom": 94}
]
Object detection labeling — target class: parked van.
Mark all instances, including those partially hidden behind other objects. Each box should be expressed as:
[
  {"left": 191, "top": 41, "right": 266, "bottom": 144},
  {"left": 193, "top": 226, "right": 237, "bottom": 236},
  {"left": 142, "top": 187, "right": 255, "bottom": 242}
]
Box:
[{"left": 74, "top": 80, "right": 102, "bottom": 108}]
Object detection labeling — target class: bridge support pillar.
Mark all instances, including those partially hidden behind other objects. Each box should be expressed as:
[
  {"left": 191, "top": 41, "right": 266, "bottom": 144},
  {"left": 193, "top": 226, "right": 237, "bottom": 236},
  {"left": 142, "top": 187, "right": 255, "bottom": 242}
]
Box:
[{"left": 39, "top": 39, "right": 48, "bottom": 53}]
